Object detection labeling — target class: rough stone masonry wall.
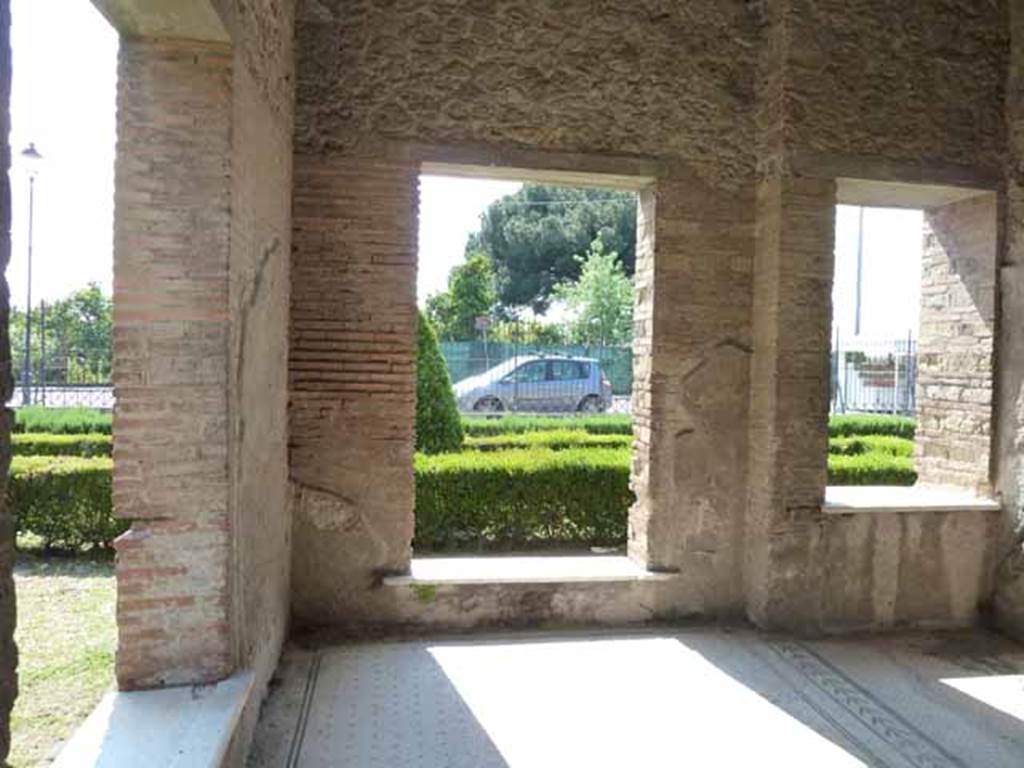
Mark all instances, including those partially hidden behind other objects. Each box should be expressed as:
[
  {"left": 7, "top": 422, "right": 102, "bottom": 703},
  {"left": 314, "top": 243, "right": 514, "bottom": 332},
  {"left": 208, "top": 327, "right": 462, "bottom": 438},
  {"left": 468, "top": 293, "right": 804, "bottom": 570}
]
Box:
[
  {"left": 112, "top": 39, "right": 234, "bottom": 689},
  {"left": 0, "top": 1, "right": 15, "bottom": 760},
  {"left": 290, "top": 0, "right": 1011, "bottom": 632},
  {"left": 783, "top": 0, "right": 1005, "bottom": 175},
  {"left": 291, "top": 0, "right": 763, "bottom": 625},
  {"left": 916, "top": 195, "right": 997, "bottom": 491}
]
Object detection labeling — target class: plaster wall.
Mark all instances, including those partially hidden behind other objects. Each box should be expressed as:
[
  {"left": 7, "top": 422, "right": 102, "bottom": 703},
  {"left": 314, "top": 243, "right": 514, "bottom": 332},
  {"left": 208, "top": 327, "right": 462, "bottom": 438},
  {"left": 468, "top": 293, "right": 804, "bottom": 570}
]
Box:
[
  {"left": 823, "top": 509, "right": 1000, "bottom": 632},
  {"left": 214, "top": 0, "right": 296, "bottom": 759}
]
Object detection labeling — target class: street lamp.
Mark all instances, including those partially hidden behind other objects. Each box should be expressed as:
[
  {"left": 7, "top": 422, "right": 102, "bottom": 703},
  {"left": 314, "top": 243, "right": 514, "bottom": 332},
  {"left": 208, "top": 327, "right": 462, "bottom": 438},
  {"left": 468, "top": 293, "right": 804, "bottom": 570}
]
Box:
[{"left": 20, "top": 143, "right": 42, "bottom": 406}]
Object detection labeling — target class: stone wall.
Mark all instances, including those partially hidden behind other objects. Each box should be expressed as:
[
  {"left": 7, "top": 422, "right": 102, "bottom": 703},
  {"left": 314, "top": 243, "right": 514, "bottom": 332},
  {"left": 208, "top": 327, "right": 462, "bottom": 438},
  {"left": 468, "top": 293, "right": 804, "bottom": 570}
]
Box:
[
  {"left": 746, "top": 175, "right": 836, "bottom": 631},
  {"left": 784, "top": 0, "right": 1006, "bottom": 175},
  {"left": 0, "top": 1, "right": 14, "bottom": 760},
  {"left": 291, "top": 0, "right": 764, "bottom": 625},
  {"left": 216, "top": 0, "right": 296, "bottom": 758},
  {"left": 915, "top": 194, "right": 997, "bottom": 491},
  {"left": 994, "top": 1, "right": 1024, "bottom": 643},
  {"left": 289, "top": 0, "right": 1014, "bottom": 633},
  {"left": 823, "top": 508, "right": 1000, "bottom": 632},
  {"left": 112, "top": 38, "right": 234, "bottom": 689}
]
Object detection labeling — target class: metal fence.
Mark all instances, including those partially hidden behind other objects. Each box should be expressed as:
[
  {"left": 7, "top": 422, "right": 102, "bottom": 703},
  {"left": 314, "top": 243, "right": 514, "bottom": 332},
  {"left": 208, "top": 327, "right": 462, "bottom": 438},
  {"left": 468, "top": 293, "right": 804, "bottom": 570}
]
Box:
[
  {"left": 10, "top": 358, "right": 113, "bottom": 409},
  {"left": 830, "top": 337, "right": 917, "bottom": 416}
]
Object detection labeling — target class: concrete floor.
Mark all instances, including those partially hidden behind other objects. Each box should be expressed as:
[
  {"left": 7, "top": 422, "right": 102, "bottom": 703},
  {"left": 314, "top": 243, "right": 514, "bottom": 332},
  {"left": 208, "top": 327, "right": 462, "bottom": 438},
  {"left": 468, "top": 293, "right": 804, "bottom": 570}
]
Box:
[{"left": 249, "top": 628, "right": 1024, "bottom": 767}]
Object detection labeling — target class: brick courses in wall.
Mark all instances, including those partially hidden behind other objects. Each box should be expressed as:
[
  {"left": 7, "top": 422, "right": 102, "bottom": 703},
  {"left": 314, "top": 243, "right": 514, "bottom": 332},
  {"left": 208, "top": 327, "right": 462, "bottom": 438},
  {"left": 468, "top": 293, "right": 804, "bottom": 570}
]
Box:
[
  {"left": 915, "top": 194, "right": 997, "bottom": 492},
  {"left": 112, "top": 38, "right": 234, "bottom": 689},
  {"left": 289, "top": 155, "right": 418, "bottom": 626}
]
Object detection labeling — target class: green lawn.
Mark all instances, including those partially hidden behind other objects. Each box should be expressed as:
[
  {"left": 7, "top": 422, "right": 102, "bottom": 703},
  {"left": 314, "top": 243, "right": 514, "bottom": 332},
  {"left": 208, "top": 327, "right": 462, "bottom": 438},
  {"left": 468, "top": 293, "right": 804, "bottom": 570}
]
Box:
[{"left": 9, "top": 552, "right": 115, "bottom": 767}]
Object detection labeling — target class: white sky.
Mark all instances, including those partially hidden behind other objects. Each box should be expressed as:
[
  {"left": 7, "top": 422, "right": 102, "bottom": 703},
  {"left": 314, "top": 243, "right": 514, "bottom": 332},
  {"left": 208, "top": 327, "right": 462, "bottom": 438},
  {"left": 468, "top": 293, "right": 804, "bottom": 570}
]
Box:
[
  {"left": 8, "top": 3, "right": 923, "bottom": 343},
  {"left": 8, "top": 0, "right": 117, "bottom": 307}
]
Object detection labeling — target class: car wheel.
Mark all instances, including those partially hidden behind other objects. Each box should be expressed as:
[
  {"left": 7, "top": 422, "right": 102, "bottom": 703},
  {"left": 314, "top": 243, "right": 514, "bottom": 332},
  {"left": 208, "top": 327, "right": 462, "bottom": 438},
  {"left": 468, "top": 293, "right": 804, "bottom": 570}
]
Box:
[
  {"left": 577, "top": 395, "right": 604, "bottom": 413},
  {"left": 473, "top": 397, "right": 504, "bottom": 413}
]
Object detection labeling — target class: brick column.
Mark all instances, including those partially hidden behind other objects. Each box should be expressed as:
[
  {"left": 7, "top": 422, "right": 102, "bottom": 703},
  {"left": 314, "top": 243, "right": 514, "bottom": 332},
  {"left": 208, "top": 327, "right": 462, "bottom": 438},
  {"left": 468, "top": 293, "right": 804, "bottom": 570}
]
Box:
[
  {"left": 746, "top": 175, "right": 835, "bottom": 631},
  {"left": 112, "top": 39, "right": 234, "bottom": 688},
  {"left": 629, "top": 177, "right": 754, "bottom": 615},
  {"left": 289, "top": 155, "right": 417, "bottom": 626},
  {"left": 915, "top": 194, "right": 997, "bottom": 491}
]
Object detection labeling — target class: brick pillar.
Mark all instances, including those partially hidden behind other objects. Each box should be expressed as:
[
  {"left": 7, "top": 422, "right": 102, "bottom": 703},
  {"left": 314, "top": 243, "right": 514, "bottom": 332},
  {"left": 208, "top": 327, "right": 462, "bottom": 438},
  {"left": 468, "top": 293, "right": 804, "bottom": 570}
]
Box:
[
  {"left": 915, "top": 194, "right": 997, "bottom": 491},
  {"left": 0, "top": 1, "right": 15, "bottom": 759},
  {"left": 629, "top": 176, "right": 754, "bottom": 615},
  {"left": 746, "top": 175, "right": 835, "bottom": 631},
  {"left": 289, "top": 155, "right": 417, "bottom": 626},
  {"left": 112, "top": 39, "right": 234, "bottom": 688}
]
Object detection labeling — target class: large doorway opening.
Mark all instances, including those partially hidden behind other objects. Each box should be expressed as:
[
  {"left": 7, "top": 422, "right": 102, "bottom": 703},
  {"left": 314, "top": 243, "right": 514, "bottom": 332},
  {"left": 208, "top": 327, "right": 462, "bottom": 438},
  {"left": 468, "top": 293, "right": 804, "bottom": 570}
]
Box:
[{"left": 412, "top": 166, "right": 642, "bottom": 559}]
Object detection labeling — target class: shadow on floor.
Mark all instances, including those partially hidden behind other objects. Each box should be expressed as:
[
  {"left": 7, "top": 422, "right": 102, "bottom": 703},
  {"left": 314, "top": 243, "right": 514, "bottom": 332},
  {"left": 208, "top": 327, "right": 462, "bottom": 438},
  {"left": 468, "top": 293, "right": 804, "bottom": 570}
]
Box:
[{"left": 249, "top": 627, "right": 1024, "bottom": 768}]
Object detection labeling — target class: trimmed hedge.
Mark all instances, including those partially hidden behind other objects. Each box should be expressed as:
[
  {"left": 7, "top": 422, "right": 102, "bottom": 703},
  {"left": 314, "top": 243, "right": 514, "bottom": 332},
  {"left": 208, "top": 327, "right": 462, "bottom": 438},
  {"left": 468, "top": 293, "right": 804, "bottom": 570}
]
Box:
[
  {"left": 14, "top": 406, "right": 112, "bottom": 435},
  {"left": 12, "top": 433, "right": 112, "bottom": 457},
  {"left": 9, "top": 456, "right": 123, "bottom": 549},
  {"left": 827, "top": 451, "right": 917, "bottom": 486},
  {"left": 828, "top": 414, "right": 915, "bottom": 440},
  {"left": 461, "top": 414, "right": 632, "bottom": 437},
  {"left": 415, "top": 447, "right": 632, "bottom": 551},
  {"left": 466, "top": 430, "right": 632, "bottom": 452},
  {"left": 416, "top": 440, "right": 921, "bottom": 550},
  {"left": 828, "top": 435, "right": 914, "bottom": 458},
  {"left": 416, "top": 313, "right": 464, "bottom": 454}
]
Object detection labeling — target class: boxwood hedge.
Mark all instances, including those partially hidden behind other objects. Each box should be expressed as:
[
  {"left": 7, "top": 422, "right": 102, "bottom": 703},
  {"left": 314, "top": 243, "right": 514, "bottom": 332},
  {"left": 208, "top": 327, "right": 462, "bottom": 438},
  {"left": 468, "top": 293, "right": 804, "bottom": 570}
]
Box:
[
  {"left": 828, "top": 435, "right": 914, "bottom": 458},
  {"left": 12, "top": 433, "right": 112, "bottom": 457},
  {"left": 9, "top": 456, "right": 124, "bottom": 549},
  {"left": 415, "top": 447, "right": 632, "bottom": 551},
  {"left": 466, "top": 430, "right": 632, "bottom": 452},
  {"left": 14, "top": 406, "right": 112, "bottom": 435},
  {"left": 828, "top": 414, "right": 915, "bottom": 440},
  {"left": 461, "top": 414, "right": 632, "bottom": 437}
]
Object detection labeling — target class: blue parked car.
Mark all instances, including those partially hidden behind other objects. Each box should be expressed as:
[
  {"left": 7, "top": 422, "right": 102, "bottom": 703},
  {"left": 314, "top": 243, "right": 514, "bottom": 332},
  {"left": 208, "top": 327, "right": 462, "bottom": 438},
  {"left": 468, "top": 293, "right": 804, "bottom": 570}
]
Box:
[{"left": 454, "top": 355, "right": 613, "bottom": 413}]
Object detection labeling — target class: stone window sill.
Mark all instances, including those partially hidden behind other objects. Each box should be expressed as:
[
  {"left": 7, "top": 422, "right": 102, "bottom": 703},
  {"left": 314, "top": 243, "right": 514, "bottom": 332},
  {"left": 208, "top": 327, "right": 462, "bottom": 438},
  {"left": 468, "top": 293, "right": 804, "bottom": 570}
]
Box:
[
  {"left": 824, "top": 485, "right": 1001, "bottom": 515},
  {"left": 383, "top": 555, "right": 676, "bottom": 586}
]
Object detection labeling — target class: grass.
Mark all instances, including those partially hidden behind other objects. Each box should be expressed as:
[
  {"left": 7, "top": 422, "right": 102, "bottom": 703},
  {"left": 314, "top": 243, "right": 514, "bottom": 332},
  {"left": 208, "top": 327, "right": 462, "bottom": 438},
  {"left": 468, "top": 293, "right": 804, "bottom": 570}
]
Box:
[{"left": 9, "top": 549, "right": 115, "bottom": 768}]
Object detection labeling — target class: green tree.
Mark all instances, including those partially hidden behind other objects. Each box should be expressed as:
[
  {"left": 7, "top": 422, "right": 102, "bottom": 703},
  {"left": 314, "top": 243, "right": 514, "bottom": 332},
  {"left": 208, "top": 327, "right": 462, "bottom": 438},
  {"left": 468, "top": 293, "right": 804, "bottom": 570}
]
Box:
[
  {"left": 425, "top": 252, "right": 496, "bottom": 341},
  {"left": 11, "top": 283, "right": 113, "bottom": 385},
  {"left": 488, "top": 319, "right": 567, "bottom": 345},
  {"left": 469, "top": 184, "right": 637, "bottom": 313},
  {"left": 415, "top": 311, "right": 464, "bottom": 454},
  {"left": 553, "top": 238, "right": 633, "bottom": 346}
]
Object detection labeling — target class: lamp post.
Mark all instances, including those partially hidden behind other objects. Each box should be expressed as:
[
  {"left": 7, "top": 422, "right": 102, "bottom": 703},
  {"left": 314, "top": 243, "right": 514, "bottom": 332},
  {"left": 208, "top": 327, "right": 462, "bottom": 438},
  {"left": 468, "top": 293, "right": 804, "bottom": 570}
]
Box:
[{"left": 20, "top": 143, "right": 43, "bottom": 406}]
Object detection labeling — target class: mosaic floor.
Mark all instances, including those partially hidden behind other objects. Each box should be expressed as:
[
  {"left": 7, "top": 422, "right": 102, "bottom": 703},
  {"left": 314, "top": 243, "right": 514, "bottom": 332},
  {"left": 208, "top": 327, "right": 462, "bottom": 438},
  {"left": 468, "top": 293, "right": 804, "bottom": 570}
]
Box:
[{"left": 249, "top": 628, "right": 1024, "bottom": 767}]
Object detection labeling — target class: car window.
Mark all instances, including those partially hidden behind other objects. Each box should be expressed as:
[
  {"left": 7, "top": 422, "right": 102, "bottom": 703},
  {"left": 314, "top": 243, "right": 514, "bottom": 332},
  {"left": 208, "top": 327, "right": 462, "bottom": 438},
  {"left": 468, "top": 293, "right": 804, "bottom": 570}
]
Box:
[
  {"left": 550, "top": 361, "right": 589, "bottom": 381},
  {"left": 509, "top": 361, "right": 547, "bottom": 383}
]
